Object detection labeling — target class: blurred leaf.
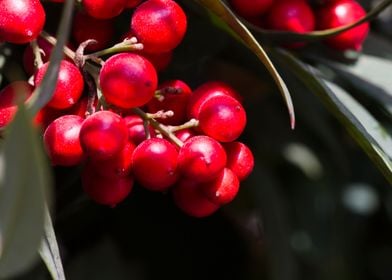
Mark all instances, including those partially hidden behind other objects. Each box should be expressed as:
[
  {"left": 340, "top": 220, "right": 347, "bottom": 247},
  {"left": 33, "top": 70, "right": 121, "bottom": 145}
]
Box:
[
  {"left": 0, "top": 105, "right": 51, "bottom": 278},
  {"left": 245, "top": 0, "right": 392, "bottom": 43},
  {"left": 193, "top": 0, "right": 295, "bottom": 128},
  {"left": 273, "top": 49, "right": 392, "bottom": 184}
]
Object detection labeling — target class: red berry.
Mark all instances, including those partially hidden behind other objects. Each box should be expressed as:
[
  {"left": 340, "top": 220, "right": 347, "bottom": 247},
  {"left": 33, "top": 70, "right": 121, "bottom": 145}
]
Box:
[
  {"left": 124, "top": 115, "right": 156, "bottom": 144},
  {"left": 230, "top": 0, "right": 273, "bottom": 18},
  {"left": 187, "top": 81, "right": 242, "bottom": 120},
  {"left": 44, "top": 115, "right": 85, "bottom": 166},
  {"left": 147, "top": 80, "right": 192, "bottom": 125},
  {"left": 34, "top": 60, "right": 84, "bottom": 109},
  {"left": 126, "top": 0, "right": 143, "bottom": 9},
  {"left": 0, "top": 0, "right": 45, "bottom": 44},
  {"left": 0, "top": 81, "right": 33, "bottom": 128},
  {"left": 99, "top": 53, "right": 158, "bottom": 109},
  {"left": 317, "top": 0, "right": 369, "bottom": 51},
  {"left": 82, "top": 163, "right": 133, "bottom": 206},
  {"left": 34, "top": 106, "right": 64, "bottom": 130},
  {"left": 82, "top": 0, "right": 127, "bottom": 19},
  {"left": 174, "top": 129, "right": 196, "bottom": 143},
  {"left": 173, "top": 179, "right": 219, "bottom": 218},
  {"left": 23, "top": 38, "right": 53, "bottom": 75},
  {"left": 201, "top": 168, "right": 240, "bottom": 205},
  {"left": 198, "top": 95, "right": 246, "bottom": 142},
  {"left": 79, "top": 111, "right": 128, "bottom": 160},
  {"left": 224, "top": 142, "right": 254, "bottom": 181},
  {"left": 132, "top": 138, "right": 179, "bottom": 191},
  {"left": 178, "top": 135, "right": 227, "bottom": 182},
  {"left": 266, "top": 1, "right": 315, "bottom": 34},
  {"left": 131, "top": 0, "right": 187, "bottom": 53},
  {"left": 72, "top": 12, "right": 115, "bottom": 52}
]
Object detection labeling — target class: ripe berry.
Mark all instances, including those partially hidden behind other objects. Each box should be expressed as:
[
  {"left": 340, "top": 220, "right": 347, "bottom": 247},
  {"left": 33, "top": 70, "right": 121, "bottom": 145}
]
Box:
[
  {"left": 187, "top": 81, "right": 242, "bottom": 120},
  {"left": 174, "top": 129, "right": 196, "bottom": 143},
  {"left": 132, "top": 138, "right": 179, "bottom": 191},
  {"left": 0, "top": 0, "right": 45, "bottom": 44},
  {"left": 124, "top": 115, "right": 156, "bottom": 144},
  {"left": 34, "top": 60, "right": 84, "bottom": 109},
  {"left": 72, "top": 12, "right": 115, "bottom": 52},
  {"left": 173, "top": 179, "right": 219, "bottom": 218},
  {"left": 99, "top": 53, "right": 158, "bottom": 109},
  {"left": 126, "top": 0, "right": 143, "bottom": 9},
  {"left": 82, "top": 163, "right": 133, "bottom": 206},
  {"left": 178, "top": 135, "right": 227, "bottom": 182},
  {"left": 266, "top": 1, "right": 315, "bottom": 35},
  {"left": 131, "top": 0, "right": 187, "bottom": 53},
  {"left": 44, "top": 115, "right": 85, "bottom": 166},
  {"left": 0, "top": 81, "right": 33, "bottom": 128},
  {"left": 147, "top": 80, "right": 192, "bottom": 125},
  {"left": 79, "top": 111, "right": 128, "bottom": 160},
  {"left": 317, "top": 0, "right": 369, "bottom": 50},
  {"left": 229, "top": 0, "right": 273, "bottom": 18},
  {"left": 224, "top": 142, "right": 254, "bottom": 181},
  {"left": 201, "top": 168, "right": 240, "bottom": 205},
  {"left": 198, "top": 95, "right": 246, "bottom": 142},
  {"left": 82, "top": 0, "right": 127, "bottom": 19}
]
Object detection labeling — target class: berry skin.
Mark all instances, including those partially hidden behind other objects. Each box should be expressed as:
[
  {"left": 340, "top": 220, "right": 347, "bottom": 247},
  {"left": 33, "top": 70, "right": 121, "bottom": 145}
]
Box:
[
  {"left": 82, "top": 0, "right": 127, "bottom": 19},
  {"left": 230, "top": 0, "right": 273, "bottom": 18},
  {"left": 0, "top": 0, "right": 45, "bottom": 44},
  {"left": 147, "top": 80, "right": 192, "bottom": 125},
  {"left": 124, "top": 115, "right": 156, "bottom": 145},
  {"left": 224, "top": 142, "right": 254, "bottom": 181},
  {"left": 178, "top": 135, "right": 227, "bottom": 183},
  {"left": 201, "top": 168, "right": 240, "bottom": 205},
  {"left": 174, "top": 129, "right": 196, "bottom": 143},
  {"left": 72, "top": 12, "right": 115, "bottom": 52},
  {"left": 99, "top": 53, "right": 158, "bottom": 109},
  {"left": 126, "top": 0, "right": 143, "bottom": 9},
  {"left": 79, "top": 111, "right": 128, "bottom": 160},
  {"left": 131, "top": 0, "right": 187, "bottom": 53},
  {"left": 34, "top": 60, "right": 84, "bottom": 110},
  {"left": 198, "top": 95, "right": 246, "bottom": 142},
  {"left": 0, "top": 81, "right": 33, "bottom": 128},
  {"left": 173, "top": 179, "right": 219, "bottom": 218},
  {"left": 317, "top": 0, "right": 369, "bottom": 51},
  {"left": 82, "top": 163, "right": 133, "bottom": 206},
  {"left": 266, "top": 1, "right": 315, "bottom": 33},
  {"left": 132, "top": 138, "right": 179, "bottom": 191},
  {"left": 44, "top": 115, "right": 85, "bottom": 166},
  {"left": 187, "top": 81, "right": 242, "bottom": 120}
]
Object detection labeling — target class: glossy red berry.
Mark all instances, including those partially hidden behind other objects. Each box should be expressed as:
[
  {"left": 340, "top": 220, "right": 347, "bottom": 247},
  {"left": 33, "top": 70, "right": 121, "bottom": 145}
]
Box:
[
  {"left": 131, "top": 0, "right": 187, "bottom": 53},
  {"left": 0, "top": 81, "right": 33, "bottom": 128},
  {"left": 178, "top": 135, "right": 227, "bottom": 182},
  {"left": 82, "top": 0, "right": 127, "bottom": 19},
  {"left": 201, "top": 168, "right": 240, "bottom": 205},
  {"left": 0, "top": 0, "right": 45, "bottom": 44},
  {"left": 99, "top": 53, "right": 158, "bottom": 109},
  {"left": 79, "top": 111, "right": 128, "bottom": 160},
  {"left": 132, "top": 138, "right": 179, "bottom": 191},
  {"left": 174, "top": 129, "right": 196, "bottom": 143},
  {"left": 72, "top": 12, "right": 115, "bottom": 52},
  {"left": 317, "top": 0, "right": 369, "bottom": 50},
  {"left": 44, "top": 115, "right": 85, "bottom": 166},
  {"left": 187, "top": 81, "right": 242, "bottom": 120},
  {"left": 198, "top": 95, "right": 246, "bottom": 142},
  {"left": 266, "top": 1, "right": 315, "bottom": 33},
  {"left": 224, "top": 142, "right": 254, "bottom": 181},
  {"left": 230, "top": 0, "right": 273, "bottom": 18},
  {"left": 124, "top": 115, "right": 156, "bottom": 145},
  {"left": 173, "top": 179, "right": 219, "bottom": 218},
  {"left": 34, "top": 60, "right": 84, "bottom": 109},
  {"left": 82, "top": 163, "right": 133, "bottom": 206},
  {"left": 147, "top": 80, "right": 192, "bottom": 125}
]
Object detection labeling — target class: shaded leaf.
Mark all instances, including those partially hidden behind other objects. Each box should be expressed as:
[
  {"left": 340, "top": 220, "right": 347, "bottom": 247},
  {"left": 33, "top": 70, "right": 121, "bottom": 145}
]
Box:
[
  {"left": 193, "top": 0, "right": 295, "bottom": 128},
  {"left": 273, "top": 49, "right": 392, "bottom": 184},
  {"left": 0, "top": 105, "right": 51, "bottom": 278}
]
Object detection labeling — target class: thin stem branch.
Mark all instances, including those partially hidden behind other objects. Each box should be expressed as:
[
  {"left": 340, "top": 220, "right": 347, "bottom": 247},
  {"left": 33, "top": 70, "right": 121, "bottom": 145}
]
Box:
[{"left": 31, "top": 40, "right": 44, "bottom": 69}]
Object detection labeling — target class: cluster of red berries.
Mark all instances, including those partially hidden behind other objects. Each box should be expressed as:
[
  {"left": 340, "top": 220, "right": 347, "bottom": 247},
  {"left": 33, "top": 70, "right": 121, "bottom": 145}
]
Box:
[
  {"left": 0, "top": 0, "right": 254, "bottom": 218},
  {"left": 229, "top": 0, "right": 369, "bottom": 51}
]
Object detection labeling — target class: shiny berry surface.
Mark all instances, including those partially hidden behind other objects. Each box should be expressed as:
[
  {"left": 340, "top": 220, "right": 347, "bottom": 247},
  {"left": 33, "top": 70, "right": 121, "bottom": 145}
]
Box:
[
  {"left": 124, "top": 115, "right": 156, "bottom": 145},
  {"left": 224, "top": 142, "right": 254, "bottom": 181},
  {"left": 82, "top": 0, "right": 127, "bottom": 19}
]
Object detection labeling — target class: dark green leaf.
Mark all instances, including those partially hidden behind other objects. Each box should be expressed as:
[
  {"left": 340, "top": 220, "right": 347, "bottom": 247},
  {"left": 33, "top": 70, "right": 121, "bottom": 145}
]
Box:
[
  {"left": 0, "top": 105, "right": 51, "bottom": 278},
  {"left": 193, "top": 0, "right": 295, "bottom": 128},
  {"left": 273, "top": 49, "right": 392, "bottom": 184}
]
